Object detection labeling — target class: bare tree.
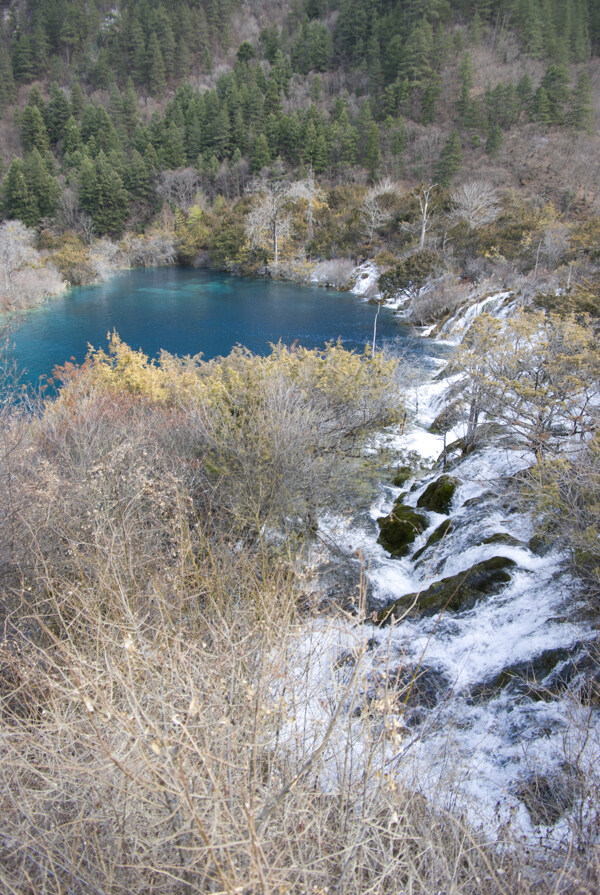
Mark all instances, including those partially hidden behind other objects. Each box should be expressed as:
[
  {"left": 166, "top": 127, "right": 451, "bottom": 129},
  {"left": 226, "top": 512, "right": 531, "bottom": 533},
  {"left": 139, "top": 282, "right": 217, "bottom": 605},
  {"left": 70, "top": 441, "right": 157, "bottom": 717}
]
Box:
[
  {"left": 57, "top": 188, "right": 96, "bottom": 242},
  {"left": 246, "top": 178, "right": 295, "bottom": 270},
  {"left": 450, "top": 181, "right": 500, "bottom": 229},
  {"left": 413, "top": 184, "right": 436, "bottom": 249},
  {"left": 0, "top": 221, "right": 36, "bottom": 304},
  {"left": 360, "top": 179, "right": 399, "bottom": 243},
  {"left": 157, "top": 168, "right": 202, "bottom": 211},
  {"left": 288, "top": 168, "right": 325, "bottom": 245}
]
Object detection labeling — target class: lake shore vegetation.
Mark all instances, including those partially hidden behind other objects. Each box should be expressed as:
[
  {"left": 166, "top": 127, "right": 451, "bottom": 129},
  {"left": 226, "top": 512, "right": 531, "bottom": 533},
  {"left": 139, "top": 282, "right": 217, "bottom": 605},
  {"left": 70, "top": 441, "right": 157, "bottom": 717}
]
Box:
[{"left": 3, "top": 0, "right": 600, "bottom": 890}]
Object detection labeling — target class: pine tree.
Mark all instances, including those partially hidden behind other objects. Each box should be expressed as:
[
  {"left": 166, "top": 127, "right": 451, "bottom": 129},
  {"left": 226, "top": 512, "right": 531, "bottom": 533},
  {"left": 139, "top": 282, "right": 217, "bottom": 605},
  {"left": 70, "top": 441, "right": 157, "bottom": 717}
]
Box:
[
  {"left": 568, "top": 71, "right": 594, "bottom": 132},
  {"left": 435, "top": 129, "right": 462, "bottom": 186},
  {"left": 485, "top": 123, "right": 503, "bottom": 157},
  {"left": 129, "top": 18, "right": 147, "bottom": 86},
  {"left": 62, "top": 117, "right": 82, "bottom": 155},
  {"left": 11, "top": 31, "right": 34, "bottom": 84},
  {"left": 364, "top": 122, "right": 381, "bottom": 181},
  {"left": 70, "top": 82, "right": 86, "bottom": 119},
  {"left": 124, "top": 150, "right": 152, "bottom": 199},
  {"left": 0, "top": 52, "right": 16, "bottom": 113},
  {"left": 161, "top": 122, "right": 186, "bottom": 169},
  {"left": 457, "top": 52, "right": 474, "bottom": 124},
  {"left": 47, "top": 84, "right": 71, "bottom": 145},
  {"left": 122, "top": 83, "right": 140, "bottom": 134},
  {"left": 23, "top": 148, "right": 60, "bottom": 218},
  {"left": 148, "top": 34, "right": 167, "bottom": 98},
  {"left": 21, "top": 105, "right": 50, "bottom": 154},
  {"left": 80, "top": 153, "right": 128, "bottom": 237},
  {"left": 517, "top": 73, "right": 533, "bottom": 110},
  {"left": 2, "top": 160, "right": 39, "bottom": 225},
  {"left": 250, "top": 133, "right": 271, "bottom": 173},
  {"left": 541, "top": 63, "right": 570, "bottom": 122},
  {"left": 532, "top": 85, "right": 552, "bottom": 123}
]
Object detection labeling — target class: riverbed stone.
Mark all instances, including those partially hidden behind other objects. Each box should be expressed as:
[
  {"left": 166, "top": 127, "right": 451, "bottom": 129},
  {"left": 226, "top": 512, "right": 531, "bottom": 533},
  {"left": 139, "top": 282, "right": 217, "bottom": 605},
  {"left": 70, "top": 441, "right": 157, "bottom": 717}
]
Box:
[
  {"left": 413, "top": 519, "right": 453, "bottom": 562},
  {"left": 377, "top": 556, "right": 516, "bottom": 622},
  {"left": 392, "top": 465, "right": 413, "bottom": 487},
  {"left": 377, "top": 499, "right": 428, "bottom": 558},
  {"left": 416, "top": 474, "right": 459, "bottom": 514}
]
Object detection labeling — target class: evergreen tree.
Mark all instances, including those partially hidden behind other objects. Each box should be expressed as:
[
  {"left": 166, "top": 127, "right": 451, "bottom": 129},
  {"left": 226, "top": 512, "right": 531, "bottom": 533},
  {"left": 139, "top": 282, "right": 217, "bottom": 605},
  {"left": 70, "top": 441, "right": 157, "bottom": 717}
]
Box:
[
  {"left": 23, "top": 148, "right": 60, "bottom": 218},
  {"left": 70, "top": 82, "right": 86, "bottom": 119},
  {"left": 11, "top": 31, "right": 34, "bottom": 84},
  {"left": 457, "top": 52, "right": 474, "bottom": 124},
  {"left": 148, "top": 34, "right": 167, "bottom": 98},
  {"left": 250, "top": 133, "right": 271, "bottom": 173},
  {"left": 364, "top": 122, "right": 381, "bottom": 181},
  {"left": 568, "top": 71, "right": 594, "bottom": 132},
  {"left": 47, "top": 84, "right": 71, "bottom": 145},
  {"left": 532, "top": 85, "right": 552, "bottom": 123},
  {"left": 541, "top": 63, "right": 570, "bottom": 122},
  {"left": 435, "top": 129, "right": 462, "bottom": 186},
  {"left": 122, "top": 83, "right": 140, "bottom": 134},
  {"left": 124, "top": 150, "right": 153, "bottom": 199},
  {"left": 21, "top": 105, "right": 50, "bottom": 154},
  {"left": 80, "top": 152, "right": 128, "bottom": 237},
  {"left": 161, "top": 121, "right": 186, "bottom": 168},
  {"left": 2, "top": 159, "right": 39, "bottom": 225},
  {"left": 517, "top": 72, "right": 534, "bottom": 110},
  {"left": 62, "top": 116, "right": 82, "bottom": 155},
  {"left": 485, "top": 123, "right": 503, "bottom": 156},
  {"left": 0, "top": 52, "right": 17, "bottom": 113}
]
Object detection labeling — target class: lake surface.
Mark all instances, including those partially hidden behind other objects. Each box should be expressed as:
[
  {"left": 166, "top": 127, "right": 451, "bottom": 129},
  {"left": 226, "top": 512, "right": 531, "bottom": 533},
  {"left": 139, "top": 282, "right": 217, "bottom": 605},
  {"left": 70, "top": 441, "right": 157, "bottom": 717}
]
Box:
[{"left": 9, "top": 267, "right": 440, "bottom": 384}]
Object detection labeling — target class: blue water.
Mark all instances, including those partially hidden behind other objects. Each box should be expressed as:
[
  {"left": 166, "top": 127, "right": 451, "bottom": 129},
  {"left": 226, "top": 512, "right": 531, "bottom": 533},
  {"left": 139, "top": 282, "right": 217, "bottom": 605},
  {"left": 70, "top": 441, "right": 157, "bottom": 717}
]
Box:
[{"left": 9, "top": 268, "right": 437, "bottom": 384}]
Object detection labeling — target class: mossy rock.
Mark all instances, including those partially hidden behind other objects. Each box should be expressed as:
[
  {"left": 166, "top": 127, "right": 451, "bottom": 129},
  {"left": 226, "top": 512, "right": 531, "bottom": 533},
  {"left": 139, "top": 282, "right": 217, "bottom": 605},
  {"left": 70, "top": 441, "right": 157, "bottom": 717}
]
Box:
[
  {"left": 482, "top": 533, "right": 525, "bottom": 548},
  {"left": 429, "top": 401, "right": 463, "bottom": 435},
  {"left": 469, "top": 646, "right": 573, "bottom": 702},
  {"left": 377, "top": 501, "right": 428, "bottom": 558},
  {"left": 377, "top": 556, "right": 516, "bottom": 622},
  {"left": 528, "top": 533, "right": 554, "bottom": 556},
  {"left": 416, "top": 475, "right": 459, "bottom": 514},
  {"left": 392, "top": 465, "right": 413, "bottom": 487},
  {"left": 413, "top": 519, "right": 453, "bottom": 562}
]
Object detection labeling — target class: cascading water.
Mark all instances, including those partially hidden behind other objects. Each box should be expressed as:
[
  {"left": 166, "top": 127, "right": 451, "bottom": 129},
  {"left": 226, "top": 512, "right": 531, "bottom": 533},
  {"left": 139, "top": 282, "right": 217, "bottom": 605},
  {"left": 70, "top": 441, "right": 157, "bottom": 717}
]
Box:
[{"left": 276, "top": 298, "right": 600, "bottom": 846}]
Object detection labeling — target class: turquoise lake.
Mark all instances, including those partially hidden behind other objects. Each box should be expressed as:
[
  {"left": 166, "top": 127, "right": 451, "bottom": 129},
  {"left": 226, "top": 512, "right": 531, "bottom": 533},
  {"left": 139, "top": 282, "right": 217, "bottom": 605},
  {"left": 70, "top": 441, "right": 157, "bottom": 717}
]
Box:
[{"left": 9, "top": 267, "right": 439, "bottom": 384}]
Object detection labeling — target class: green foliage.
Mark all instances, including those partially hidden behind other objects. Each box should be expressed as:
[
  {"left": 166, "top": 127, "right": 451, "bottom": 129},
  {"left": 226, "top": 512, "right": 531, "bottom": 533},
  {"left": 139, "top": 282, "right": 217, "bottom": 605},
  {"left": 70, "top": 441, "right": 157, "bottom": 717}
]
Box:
[
  {"left": 435, "top": 130, "right": 462, "bottom": 186},
  {"left": 378, "top": 250, "right": 438, "bottom": 300},
  {"left": 79, "top": 153, "right": 128, "bottom": 237}
]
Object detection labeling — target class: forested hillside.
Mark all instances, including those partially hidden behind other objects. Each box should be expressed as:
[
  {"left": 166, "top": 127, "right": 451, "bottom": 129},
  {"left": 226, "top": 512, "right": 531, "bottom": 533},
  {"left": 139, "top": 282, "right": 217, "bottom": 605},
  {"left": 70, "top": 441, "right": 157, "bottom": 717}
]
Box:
[{"left": 0, "top": 0, "right": 599, "bottom": 259}]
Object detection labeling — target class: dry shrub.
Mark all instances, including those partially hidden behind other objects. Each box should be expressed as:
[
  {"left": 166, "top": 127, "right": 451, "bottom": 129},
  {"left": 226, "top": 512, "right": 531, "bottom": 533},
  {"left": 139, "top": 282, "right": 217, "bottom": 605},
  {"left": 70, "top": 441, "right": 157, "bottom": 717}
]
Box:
[
  {"left": 407, "top": 276, "right": 470, "bottom": 325},
  {"left": 309, "top": 258, "right": 356, "bottom": 288},
  {"left": 0, "top": 340, "right": 594, "bottom": 894}
]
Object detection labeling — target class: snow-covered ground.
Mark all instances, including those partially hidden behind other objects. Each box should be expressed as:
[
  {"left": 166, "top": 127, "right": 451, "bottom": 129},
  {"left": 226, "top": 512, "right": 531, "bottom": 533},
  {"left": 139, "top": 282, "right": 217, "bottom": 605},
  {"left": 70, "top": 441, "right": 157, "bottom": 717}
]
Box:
[{"left": 272, "top": 351, "right": 600, "bottom": 846}]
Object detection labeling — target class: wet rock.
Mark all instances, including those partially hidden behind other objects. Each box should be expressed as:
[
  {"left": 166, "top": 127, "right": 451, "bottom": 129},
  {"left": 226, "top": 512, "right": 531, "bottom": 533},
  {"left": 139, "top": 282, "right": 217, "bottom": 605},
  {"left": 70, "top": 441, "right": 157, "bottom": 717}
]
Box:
[
  {"left": 429, "top": 401, "right": 463, "bottom": 435},
  {"left": 468, "top": 644, "right": 600, "bottom": 704},
  {"left": 377, "top": 499, "right": 428, "bottom": 558},
  {"left": 392, "top": 465, "right": 413, "bottom": 487},
  {"left": 413, "top": 519, "right": 453, "bottom": 562},
  {"left": 469, "top": 647, "right": 573, "bottom": 702},
  {"left": 305, "top": 559, "right": 373, "bottom": 611},
  {"left": 377, "top": 556, "right": 516, "bottom": 623},
  {"left": 515, "top": 767, "right": 582, "bottom": 826},
  {"left": 387, "top": 665, "right": 450, "bottom": 726},
  {"left": 528, "top": 533, "right": 555, "bottom": 556},
  {"left": 482, "top": 532, "right": 525, "bottom": 548},
  {"left": 417, "top": 475, "right": 459, "bottom": 514}
]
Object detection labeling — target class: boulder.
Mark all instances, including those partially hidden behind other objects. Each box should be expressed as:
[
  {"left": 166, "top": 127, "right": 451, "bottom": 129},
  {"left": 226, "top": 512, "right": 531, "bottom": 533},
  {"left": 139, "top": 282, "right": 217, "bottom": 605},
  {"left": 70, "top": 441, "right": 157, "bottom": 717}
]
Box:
[
  {"left": 416, "top": 474, "right": 459, "bottom": 514},
  {"left": 377, "top": 499, "right": 428, "bottom": 558},
  {"left": 377, "top": 556, "right": 516, "bottom": 622},
  {"left": 413, "top": 518, "right": 453, "bottom": 562}
]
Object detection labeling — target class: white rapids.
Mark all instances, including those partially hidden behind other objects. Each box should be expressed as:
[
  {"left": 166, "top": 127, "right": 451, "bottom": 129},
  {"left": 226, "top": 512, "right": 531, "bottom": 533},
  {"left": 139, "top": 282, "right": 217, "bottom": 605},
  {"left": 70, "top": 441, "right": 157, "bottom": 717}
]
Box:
[{"left": 273, "top": 356, "right": 600, "bottom": 847}]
